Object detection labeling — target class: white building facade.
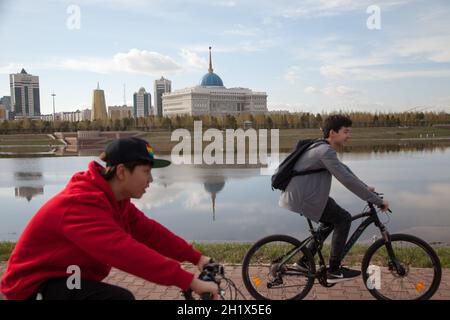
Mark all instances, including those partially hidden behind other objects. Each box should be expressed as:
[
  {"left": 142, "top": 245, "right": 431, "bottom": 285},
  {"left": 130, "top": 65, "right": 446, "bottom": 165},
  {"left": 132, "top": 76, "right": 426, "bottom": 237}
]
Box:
[
  {"left": 162, "top": 86, "right": 267, "bottom": 116},
  {"left": 162, "top": 47, "right": 267, "bottom": 117}
]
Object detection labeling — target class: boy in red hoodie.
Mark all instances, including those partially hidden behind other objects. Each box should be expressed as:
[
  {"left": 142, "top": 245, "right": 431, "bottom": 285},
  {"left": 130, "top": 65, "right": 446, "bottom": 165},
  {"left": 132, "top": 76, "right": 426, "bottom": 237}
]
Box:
[{"left": 1, "top": 137, "right": 218, "bottom": 300}]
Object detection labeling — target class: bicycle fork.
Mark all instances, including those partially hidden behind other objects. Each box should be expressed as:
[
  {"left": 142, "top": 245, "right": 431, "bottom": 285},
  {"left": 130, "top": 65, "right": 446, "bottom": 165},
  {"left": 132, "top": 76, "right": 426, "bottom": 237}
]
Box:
[{"left": 380, "top": 228, "right": 407, "bottom": 276}]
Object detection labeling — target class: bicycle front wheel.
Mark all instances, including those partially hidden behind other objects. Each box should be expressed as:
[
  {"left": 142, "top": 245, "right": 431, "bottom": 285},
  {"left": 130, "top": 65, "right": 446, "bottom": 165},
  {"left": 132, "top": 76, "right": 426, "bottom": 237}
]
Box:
[
  {"left": 242, "top": 235, "right": 315, "bottom": 300},
  {"left": 362, "top": 233, "right": 441, "bottom": 300}
]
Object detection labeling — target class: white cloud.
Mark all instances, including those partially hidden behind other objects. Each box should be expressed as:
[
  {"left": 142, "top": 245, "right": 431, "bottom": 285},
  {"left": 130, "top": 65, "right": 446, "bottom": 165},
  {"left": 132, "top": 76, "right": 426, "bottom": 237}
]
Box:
[
  {"left": 222, "top": 24, "right": 259, "bottom": 37},
  {"left": 59, "top": 49, "right": 183, "bottom": 75},
  {"left": 179, "top": 49, "right": 207, "bottom": 69},
  {"left": 342, "top": 68, "right": 450, "bottom": 81},
  {"left": 185, "top": 39, "right": 278, "bottom": 53},
  {"left": 393, "top": 35, "right": 450, "bottom": 63},
  {"left": 276, "top": 0, "right": 413, "bottom": 19},
  {"left": 214, "top": 0, "right": 237, "bottom": 7},
  {"left": 0, "top": 63, "right": 26, "bottom": 74},
  {"left": 303, "top": 85, "right": 361, "bottom": 96},
  {"left": 283, "top": 66, "right": 300, "bottom": 84},
  {"left": 320, "top": 65, "right": 346, "bottom": 78},
  {"left": 304, "top": 86, "right": 319, "bottom": 94},
  {"left": 323, "top": 85, "right": 361, "bottom": 97}
]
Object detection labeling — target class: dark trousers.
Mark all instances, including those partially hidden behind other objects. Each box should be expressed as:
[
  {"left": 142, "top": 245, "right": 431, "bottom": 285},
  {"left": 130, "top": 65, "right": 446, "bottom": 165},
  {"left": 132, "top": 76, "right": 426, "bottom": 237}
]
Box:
[
  {"left": 306, "top": 197, "right": 352, "bottom": 270},
  {"left": 27, "top": 277, "right": 135, "bottom": 300}
]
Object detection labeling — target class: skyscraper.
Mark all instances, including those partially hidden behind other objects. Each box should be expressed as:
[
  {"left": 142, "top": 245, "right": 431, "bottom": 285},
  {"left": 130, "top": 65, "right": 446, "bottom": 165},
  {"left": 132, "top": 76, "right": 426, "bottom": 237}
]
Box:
[
  {"left": 0, "top": 96, "right": 11, "bottom": 111},
  {"left": 154, "top": 76, "right": 171, "bottom": 117},
  {"left": 9, "top": 69, "right": 40, "bottom": 118},
  {"left": 91, "top": 82, "right": 108, "bottom": 121},
  {"left": 133, "top": 87, "right": 151, "bottom": 118}
]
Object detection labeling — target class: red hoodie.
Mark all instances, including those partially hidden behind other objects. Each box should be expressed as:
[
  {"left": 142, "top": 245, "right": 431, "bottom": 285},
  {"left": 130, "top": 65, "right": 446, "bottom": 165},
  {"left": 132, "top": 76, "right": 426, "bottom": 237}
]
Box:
[{"left": 0, "top": 161, "right": 202, "bottom": 300}]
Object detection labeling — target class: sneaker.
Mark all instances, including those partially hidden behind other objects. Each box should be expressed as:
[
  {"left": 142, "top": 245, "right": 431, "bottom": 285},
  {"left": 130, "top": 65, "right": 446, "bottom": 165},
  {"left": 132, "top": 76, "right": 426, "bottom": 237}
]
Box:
[
  {"left": 327, "top": 266, "right": 361, "bottom": 284},
  {"left": 292, "top": 258, "right": 310, "bottom": 273}
]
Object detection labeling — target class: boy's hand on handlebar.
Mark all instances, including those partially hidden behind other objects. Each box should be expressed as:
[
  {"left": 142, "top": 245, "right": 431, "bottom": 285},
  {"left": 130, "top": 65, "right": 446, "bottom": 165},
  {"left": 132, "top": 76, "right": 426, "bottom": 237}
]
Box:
[
  {"left": 380, "top": 200, "right": 390, "bottom": 213},
  {"left": 190, "top": 278, "right": 219, "bottom": 300},
  {"left": 368, "top": 186, "right": 376, "bottom": 192},
  {"left": 197, "top": 255, "right": 213, "bottom": 272}
]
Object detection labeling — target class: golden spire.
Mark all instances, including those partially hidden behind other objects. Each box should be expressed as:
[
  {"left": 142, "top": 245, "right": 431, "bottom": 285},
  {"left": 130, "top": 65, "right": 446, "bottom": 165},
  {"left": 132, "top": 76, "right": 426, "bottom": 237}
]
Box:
[{"left": 208, "top": 46, "right": 213, "bottom": 73}]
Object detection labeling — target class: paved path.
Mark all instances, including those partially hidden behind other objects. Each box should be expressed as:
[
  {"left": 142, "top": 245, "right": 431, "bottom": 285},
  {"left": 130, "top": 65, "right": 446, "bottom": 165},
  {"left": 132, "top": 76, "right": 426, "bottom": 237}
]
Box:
[{"left": 1, "top": 262, "right": 449, "bottom": 300}]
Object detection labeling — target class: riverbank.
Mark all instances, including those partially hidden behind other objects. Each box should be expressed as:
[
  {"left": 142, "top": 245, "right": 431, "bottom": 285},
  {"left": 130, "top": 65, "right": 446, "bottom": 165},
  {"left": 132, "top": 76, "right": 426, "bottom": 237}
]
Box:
[
  {"left": 2, "top": 126, "right": 449, "bottom": 155},
  {"left": 134, "top": 126, "right": 450, "bottom": 153},
  {"left": 1, "top": 241, "right": 449, "bottom": 267}
]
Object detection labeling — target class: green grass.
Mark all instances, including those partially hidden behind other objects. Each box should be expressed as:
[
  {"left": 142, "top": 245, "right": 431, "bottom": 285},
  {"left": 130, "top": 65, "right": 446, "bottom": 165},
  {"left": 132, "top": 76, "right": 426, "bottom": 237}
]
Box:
[
  {"left": 0, "top": 134, "right": 64, "bottom": 146},
  {"left": 0, "top": 242, "right": 15, "bottom": 261},
  {"left": 192, "top": 242, "right": 450, "bottom": 268},
  {"left": 1, "top": 241, "right": 449, "bottom": 268}
]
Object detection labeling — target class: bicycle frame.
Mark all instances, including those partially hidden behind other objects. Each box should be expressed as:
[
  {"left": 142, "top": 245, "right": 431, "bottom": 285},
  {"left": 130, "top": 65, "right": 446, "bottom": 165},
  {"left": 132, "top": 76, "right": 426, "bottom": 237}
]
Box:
[{"left": 277, "top": 202, "right": 396, "bottom": 270}]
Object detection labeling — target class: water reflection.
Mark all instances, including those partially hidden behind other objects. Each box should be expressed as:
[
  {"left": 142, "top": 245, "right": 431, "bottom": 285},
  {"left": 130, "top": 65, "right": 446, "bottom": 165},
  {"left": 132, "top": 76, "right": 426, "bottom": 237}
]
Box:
[
  {"left": 203, "top": 176, "right": 226, "bottom": 221},
  {"left": 343, "top": 141, "right": 450, "bottom": 154},
  {"left": 0, "top": 143, "right": 450, "bottom": 243},
  {"left": 15, "top": 187, "right": 44, "bottom": 202},
  {"left": 13, "top": 169, "right": 44, "bottom": 202}
]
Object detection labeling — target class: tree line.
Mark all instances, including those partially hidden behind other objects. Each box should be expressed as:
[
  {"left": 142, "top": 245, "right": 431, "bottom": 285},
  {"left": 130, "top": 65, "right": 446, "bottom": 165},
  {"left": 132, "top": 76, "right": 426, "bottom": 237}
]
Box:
[{"left": 0, "top": 111, "right": 449, "bottom": 134}]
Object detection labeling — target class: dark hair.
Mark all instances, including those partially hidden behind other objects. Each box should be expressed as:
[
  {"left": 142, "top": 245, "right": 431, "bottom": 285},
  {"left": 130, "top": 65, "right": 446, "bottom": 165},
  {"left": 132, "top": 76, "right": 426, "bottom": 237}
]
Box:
[
  {"left": 99, "top": 152, "right": 151, "bottom": 181},
  {"left": 322, "top": 114, "right": 353, "bottom": 138}
]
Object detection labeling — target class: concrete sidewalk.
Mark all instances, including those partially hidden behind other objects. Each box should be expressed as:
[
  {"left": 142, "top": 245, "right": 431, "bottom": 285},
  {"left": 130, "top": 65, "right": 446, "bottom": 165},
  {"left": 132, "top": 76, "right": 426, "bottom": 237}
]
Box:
[{"left": 1, "top": 262, "right": 449, "bottom": 300}]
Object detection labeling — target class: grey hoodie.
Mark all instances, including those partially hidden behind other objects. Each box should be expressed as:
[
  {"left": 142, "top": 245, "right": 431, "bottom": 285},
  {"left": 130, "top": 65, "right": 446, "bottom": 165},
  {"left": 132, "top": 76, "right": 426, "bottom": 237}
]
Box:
[{"left": 279, "top": 140, "right": 383, "bottom": 222}]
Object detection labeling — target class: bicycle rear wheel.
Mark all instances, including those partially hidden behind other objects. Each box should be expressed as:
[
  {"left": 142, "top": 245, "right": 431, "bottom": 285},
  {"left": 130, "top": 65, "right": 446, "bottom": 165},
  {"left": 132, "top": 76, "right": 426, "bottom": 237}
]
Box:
[
  {"left": 242, "top": 235, "right": 315, "bottom": 300},
  {"left": 361, "top": 233, "right": 441, "bottom": 300}
]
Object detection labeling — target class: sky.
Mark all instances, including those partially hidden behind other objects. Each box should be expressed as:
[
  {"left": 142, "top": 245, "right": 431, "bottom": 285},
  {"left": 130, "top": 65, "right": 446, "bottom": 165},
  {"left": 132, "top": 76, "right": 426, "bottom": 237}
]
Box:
[{"left": 1, "top": 0, "right": 450, "bottom": 114}]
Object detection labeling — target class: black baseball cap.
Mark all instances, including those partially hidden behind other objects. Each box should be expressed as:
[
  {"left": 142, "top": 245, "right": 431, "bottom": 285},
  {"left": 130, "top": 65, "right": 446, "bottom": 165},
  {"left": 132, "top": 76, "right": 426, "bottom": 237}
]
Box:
[{"left": 103, "top": 137, "right": 171, "bottom": 168}]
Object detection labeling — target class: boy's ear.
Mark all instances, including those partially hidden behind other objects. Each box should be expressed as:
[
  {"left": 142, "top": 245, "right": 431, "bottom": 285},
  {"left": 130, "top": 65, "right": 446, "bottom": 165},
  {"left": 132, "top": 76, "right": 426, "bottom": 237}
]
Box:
[{"left": 115, "top": 164, "right": 126, "bottom": 180}]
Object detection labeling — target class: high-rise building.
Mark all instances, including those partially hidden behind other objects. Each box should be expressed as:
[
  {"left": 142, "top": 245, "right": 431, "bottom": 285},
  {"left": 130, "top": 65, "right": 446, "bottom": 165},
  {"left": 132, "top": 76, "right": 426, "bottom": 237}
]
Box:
[
  {"left": 108, "top": 105, "right": 133, "bottom": 120},
  {"left": 0, "top": 96, "right": 11, "bottom": 111},
  {"left": 91, "top": 83, "right": 108, "bottom": 121},
  {"left": 9, "top": 69, "right": 40, "bottom": 118},
  {"left": 133, "top": 87, "right": 151, "bottom": 118},
  {"left": 154, "top": 77, "right": 171, "bottom": 117},
  {"left": 0, "top": 105, "right": 7, "bottom": 122}
]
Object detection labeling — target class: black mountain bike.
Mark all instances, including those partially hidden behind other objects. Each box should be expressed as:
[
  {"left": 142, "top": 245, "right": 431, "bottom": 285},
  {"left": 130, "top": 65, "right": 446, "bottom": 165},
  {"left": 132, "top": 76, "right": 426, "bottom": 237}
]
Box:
[{"left": 242, "top": 195, "right": 442, "bottom": 300}]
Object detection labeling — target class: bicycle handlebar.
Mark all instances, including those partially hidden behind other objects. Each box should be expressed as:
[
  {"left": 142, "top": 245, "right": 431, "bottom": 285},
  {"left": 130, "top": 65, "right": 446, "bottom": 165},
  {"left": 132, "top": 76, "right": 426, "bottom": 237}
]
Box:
[
  {"left": 182, "top": 260, "right": 224, "bottom": 300},
  {"left": 369, "top": 192, "right": 392, "bottom": 213}
]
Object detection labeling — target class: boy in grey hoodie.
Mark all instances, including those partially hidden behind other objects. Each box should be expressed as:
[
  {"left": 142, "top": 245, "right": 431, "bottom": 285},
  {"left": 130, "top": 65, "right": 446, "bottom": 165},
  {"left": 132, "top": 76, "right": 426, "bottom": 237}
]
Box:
[{"left": 279, "top": 114, "right": 390, "bottom": 283}]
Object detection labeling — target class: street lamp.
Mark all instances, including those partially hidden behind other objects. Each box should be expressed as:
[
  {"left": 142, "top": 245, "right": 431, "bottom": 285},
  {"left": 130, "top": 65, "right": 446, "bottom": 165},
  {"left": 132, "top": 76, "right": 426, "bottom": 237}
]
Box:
[{"left": 51, "top": 92, "right": 56, "bottom": 121}]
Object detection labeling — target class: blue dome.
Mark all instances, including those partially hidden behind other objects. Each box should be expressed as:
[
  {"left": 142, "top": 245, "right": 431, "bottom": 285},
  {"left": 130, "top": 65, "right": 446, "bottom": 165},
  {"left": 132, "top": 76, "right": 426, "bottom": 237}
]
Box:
[{"left": 201, "top": 72, "right": 224, "bottom": 87}]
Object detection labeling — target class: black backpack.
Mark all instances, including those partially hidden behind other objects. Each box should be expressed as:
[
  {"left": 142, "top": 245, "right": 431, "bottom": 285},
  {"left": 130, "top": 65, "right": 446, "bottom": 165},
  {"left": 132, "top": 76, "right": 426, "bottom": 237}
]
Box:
[{"left": 271, "top": 138, "right": 328, "bottom": 191}]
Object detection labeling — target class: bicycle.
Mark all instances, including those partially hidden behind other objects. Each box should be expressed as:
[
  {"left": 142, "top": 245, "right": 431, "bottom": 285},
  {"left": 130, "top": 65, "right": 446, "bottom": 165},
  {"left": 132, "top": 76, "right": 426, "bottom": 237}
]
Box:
[
  {"left": 182, "top": 260, "right": 247, "bottom": 300},
  {"left": 242, "top": 194, "right": 442, "bottom": 300}
]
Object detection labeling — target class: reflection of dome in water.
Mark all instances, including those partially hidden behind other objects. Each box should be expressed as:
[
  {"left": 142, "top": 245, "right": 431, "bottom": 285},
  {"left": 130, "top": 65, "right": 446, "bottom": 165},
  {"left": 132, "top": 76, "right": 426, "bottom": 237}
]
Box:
[
  {"left": 203, "top": 180, "right": 225, "bottom": 194},
  {"left": 203, "top": 176, "right": 226, "bottom": 221}
]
